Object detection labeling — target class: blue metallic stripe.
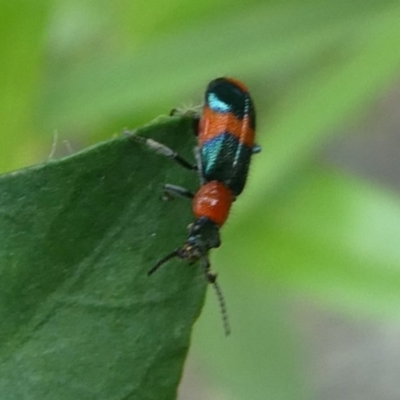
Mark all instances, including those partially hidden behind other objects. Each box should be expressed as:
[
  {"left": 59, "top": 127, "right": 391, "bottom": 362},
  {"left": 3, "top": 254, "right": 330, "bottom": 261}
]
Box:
[
  {"left": 200, "top": 132, "right": 253, "bottom": 196},
  {"left": 205, "top": 80, "right": 256, "bottom": 129}
]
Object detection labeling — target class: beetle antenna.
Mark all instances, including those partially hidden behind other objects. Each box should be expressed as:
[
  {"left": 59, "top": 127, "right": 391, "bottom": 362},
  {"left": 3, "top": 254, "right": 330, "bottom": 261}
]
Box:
[
  {"left": 211, "top": 279, "right": 230, "bottom": 336},
  {"left": 148, "top": 249, "right": 179, "bottom": 276},
  {"left": 202, "top": 258, "right": 230, "bottom": 336}
]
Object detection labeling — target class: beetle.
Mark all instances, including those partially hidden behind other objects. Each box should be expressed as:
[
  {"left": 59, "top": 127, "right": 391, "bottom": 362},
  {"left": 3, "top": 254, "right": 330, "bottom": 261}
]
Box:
[{"left": 126, "top": 77, "right": 260, "bottom": 334}]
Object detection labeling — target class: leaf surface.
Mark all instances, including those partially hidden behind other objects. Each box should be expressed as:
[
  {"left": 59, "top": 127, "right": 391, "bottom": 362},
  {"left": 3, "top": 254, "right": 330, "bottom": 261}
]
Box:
[{"left": 0, "top": 116, "right": 205, "bottom": 400}]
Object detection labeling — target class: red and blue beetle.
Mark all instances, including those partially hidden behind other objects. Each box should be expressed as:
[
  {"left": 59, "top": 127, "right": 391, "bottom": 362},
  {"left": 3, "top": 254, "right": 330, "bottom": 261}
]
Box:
[{"left": 126, "top": 77, "right": 260, "bottom": 334}]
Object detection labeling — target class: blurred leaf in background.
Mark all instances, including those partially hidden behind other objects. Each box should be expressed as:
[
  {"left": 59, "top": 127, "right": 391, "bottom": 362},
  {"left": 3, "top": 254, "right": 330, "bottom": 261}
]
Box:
[{"left": 2, "top": 0, "right": 400, "bottom": 398}]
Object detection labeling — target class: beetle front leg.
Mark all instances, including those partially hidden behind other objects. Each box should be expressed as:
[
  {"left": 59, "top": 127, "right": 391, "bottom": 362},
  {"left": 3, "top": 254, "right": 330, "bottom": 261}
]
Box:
[{"left": 124, "top": 130, "right": 197, "bottom": 171}]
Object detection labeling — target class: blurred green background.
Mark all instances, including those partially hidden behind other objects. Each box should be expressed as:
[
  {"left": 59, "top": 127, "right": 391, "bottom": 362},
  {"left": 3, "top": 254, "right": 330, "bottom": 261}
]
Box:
[{"left": 3, "top": 0, "right": 400, "bottom": 398}]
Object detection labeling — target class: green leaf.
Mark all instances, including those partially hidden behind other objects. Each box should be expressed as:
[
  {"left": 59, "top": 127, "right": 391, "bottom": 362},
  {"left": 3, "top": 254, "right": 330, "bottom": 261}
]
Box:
[{"left": 0, "top": 116, "right": 205, "bottom": 400}]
